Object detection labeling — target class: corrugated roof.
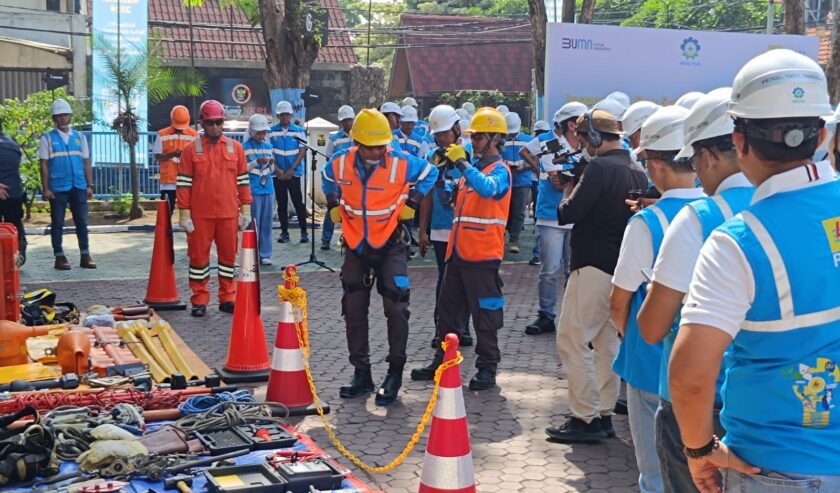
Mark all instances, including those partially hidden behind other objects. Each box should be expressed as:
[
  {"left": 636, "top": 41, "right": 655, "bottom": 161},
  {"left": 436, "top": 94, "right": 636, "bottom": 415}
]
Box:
[{"left": 391, "top": 14, "right": 533, "bottom": 97}]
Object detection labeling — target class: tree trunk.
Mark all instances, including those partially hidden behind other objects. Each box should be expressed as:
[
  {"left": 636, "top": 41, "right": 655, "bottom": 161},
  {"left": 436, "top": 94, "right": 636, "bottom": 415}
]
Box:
[
  {"left": 562, "top": 0, "right": 576, "bottom": 22},
  {"left": 128, "top": 145, "right": 142, "bottom": 219},
  {"left": 784, "top": 0, "right": 805, "bottom": 34},
  {"left": 828, "top": 20, "right": 840, "bottom": 103},
  {"left": 259, "top": 0, "right": 321, "bottom": 120},
  {"left": 528, "top": 0, "right": 548, "bottom": 96},
  {"left": 579, "top": 0, "right": 596, "bottom": 23}
]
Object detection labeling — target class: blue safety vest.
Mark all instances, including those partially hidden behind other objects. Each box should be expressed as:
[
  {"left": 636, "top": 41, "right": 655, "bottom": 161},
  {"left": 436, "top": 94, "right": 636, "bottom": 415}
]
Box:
[
  {"left": 502, "top": 132, "right": 534, "bottom": 188},
  {"left": 328, "top": 130, "right": 352, "bottom": 157},
  {"left": 613, "top": 196, "right": 698, "bottom": 395},
  {"left": 427, "top": 147, "right": 463, "bottom": 232},
  {"left": 716, "top": 179, "right": 840, "bottom": 474},
  {"left": 269, "top": 123, "right": 306, "bottom": 177},
  {"left": 394, "top": 128, "right": 425, "bottom": 158},
  {"left": 243, "top": 138, "right": 275, "bottom": 195},
  {"left": 535, "top": 132, "right": 569, "bottom": 222},
  {"left": 46, "top": 129, "right": 87, "bottom": 192},
  {"left": 658, "top": 186, "right": 754, "bottom": 402}
]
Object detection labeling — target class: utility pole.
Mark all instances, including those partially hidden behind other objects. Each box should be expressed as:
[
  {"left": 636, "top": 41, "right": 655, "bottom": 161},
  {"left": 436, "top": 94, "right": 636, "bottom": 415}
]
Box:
[
  {"left": 767, "top": 0, "right": 775, "bottom": 33},
  {"left": 366, "top": 0, "right": 372, "bottom": 66}
]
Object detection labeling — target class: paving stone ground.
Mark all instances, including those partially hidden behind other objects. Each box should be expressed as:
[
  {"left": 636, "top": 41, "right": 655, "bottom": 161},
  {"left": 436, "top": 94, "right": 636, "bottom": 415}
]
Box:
[{"left": 25, "top": 224, "right": 639, "bottom": 492}]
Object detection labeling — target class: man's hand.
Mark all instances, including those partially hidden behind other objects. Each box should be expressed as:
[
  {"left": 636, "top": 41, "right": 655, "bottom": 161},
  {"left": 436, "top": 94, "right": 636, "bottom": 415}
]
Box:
[
  {"left": 86, "top": 186, "right": 93, "bottom": 199},
  {"left": 687, "top": 442, "right": 759, "bottom": 493},
  {"left": 329, "top": 207, "right": 342, "bottom": 224},
  {"left": 43, "top": 189, "right": 55, "bottom": 200},
  {"left": 398, "top": 205, "right": 416, "bottom": 222},
  {"left": 285, "top": 169, "right": 295, "bottom": 180},
  {"left": 257, "top": 157, "right": 268, "bottom": 165},
  {"left": 419, "top": 232, "right": 430, "bottom": 257},
  {"left": 445, "top": 144, "right": 467, "bottom": 164},
  {"left": 0, "top": 183, "right": 10, "bottom": 200}
]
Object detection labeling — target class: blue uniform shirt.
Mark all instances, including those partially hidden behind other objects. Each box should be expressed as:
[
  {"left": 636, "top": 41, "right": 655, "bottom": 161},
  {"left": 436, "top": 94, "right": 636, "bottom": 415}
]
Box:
[
  {"left": 426, "top": 147, "right": 463, "bottom": 232},
  {"left": 502, "top": 132, "right": 534, "bottom": 188},
  {"left": 326, "top": 130, "right": 352, "bottom": 158},
  {"left": 269, "top": 123, "right": 306, "bottom": 177},
  {"left": 243, "top": 138, "right": 276, "bottom": 195},
  {"left": 393, "top": 128, "right": 426, "bottom": 158}
]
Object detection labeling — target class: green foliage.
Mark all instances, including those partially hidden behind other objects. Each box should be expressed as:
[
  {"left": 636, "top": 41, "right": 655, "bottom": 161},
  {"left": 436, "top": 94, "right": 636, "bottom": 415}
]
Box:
[
  {"left": 436, "top": 90, "right": 528, "bottom": 108},
  {"left": 0, "top": 88, "right": 90, "bottom": 195},
  {"left": 111, "top": 193, "right": 133, "bottom": 218},
  {"left": 582, "top": 0, "right": 780, "bottom": 31},
  {"left": 340, "top": 0, "right": 405, "bottom": 84}
]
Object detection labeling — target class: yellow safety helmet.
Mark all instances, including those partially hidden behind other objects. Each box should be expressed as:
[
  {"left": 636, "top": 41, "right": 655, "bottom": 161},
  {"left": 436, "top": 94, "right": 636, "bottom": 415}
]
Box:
[
  {"left": 350, "top": 109, "right": 393, "bottom": 146},
  {"left": 464, "top": 107, "right": 508, "bottom": 135}
]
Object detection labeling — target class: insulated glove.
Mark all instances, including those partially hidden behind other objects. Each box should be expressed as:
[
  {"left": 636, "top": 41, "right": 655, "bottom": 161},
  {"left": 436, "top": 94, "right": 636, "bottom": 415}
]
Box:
[
  {"left": 238, "top": 204, "right": 252, "bottom": 230},
  {"left": 77, "top": 439, "right": 148, "bottom": 472},
  {"left": 445, "top": 144, "right": 468, "bottom": 164},
  {"left": 329, "top": 207, "right": 342, "bottom": 224},
  {"left": 398, "top": 206, "right": 416, "bottom": 222},
  {"left": 178, "top": 209, "right": 195, "bottom": 233}
]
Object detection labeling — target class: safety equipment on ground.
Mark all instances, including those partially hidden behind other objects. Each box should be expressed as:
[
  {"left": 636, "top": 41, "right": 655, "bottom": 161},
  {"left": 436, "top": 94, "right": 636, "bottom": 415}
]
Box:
[
  {"left": 505, "top": 112, "right": 522, "bottom": 134},
  {"left": 554, "top": 102, "right": 588, "bottom": 124},
  {"left": 464, "top": 107, "right": 508, "bottom": 135},
  {"left": 149, "top": 320, "right": 199, "bottom": 381},
  {"left": 401, "top": 97, "right": 418, "bottom": 108},
  {"left": 675, "top": 91, "right": 705, "bottom": 110},
  {"left": 178, "top": 209, "right": 195, "bottom": 233},
  {"left": 329, "top": 207, "right": 341, "bottom": 224},
  {"left": 429, "top": 105, "right": 459, "bottom": 135},
  {"left": 729, "top": 49, "right": 832, "bottom": 120},
  {"left": 533, "top": 120, "right": 551, "bottom": 132},
  {"left": 238, "top": 204, "right": 251, "bottom": 231},
  {"left": 77, "top": 439, "right": 148, "bottom": 473},
  {"left": 51, "top": 99, "right": 73, "bottom": 116},
  {"left": 275, "top": 101, "right": 293, "bottom": 115},
  {"left": 0, "top": 408, "right": 58, "bottom": 486},
  {"left": 337, "top": 105, "right": 355, "bottom": 121},
  {"left": 198, "top": 100, "right": 225, "bottom": 121},
  {"left": 605, "top": 91, "right": 631, "bottom": 111},
  {"left": 496, "top": 104, "right": 510, "bottom": 115},
  {"left": 248, "top": 114, "right": 270, "bottom": 136},
  {"left": 445, "top": 144, "right": 468, "bottom": 164},
  {"left": 637, "top": 105, "right": 690, "bottom": 152},
  {"left": 461, "top": 102, "right": 476, "bottom": 116},
  {"left": 116, "top": 322, "right": 168, "bottom": 382},
  {"left": 622, "top": 101, "right": 661, "bottom": 136},
  {"left": 56, "top": 331, "right": 90, "bottom": 375},
  {"left": 593, "top": 97, "right": 627, "bottom": 119},
  {"left": 0, "top": 320, "right": 51, "bottom": 366},
  {"left": 144, "top": 201, "right": 187, "bottom": 311},
  {"left": 379, "top": 102, "right": 403, "bottom": 116},
  {"left": 401, "top": 106, "right": 418, "bottom": 123},
  {"left": 349, "top": 109, "right": 392, "bottom": 147},
  {"left": 676, "top": 88, "right": 734, "bottom": 160},
  {"left": 170, "top": 106, "right": 190, "bottom": 129},
  {"left": 398, "top": 206, "right": 416, "bottom": 222}
]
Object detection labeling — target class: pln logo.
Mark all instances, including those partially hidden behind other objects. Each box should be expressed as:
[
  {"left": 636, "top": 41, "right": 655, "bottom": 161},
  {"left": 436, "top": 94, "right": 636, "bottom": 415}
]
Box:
[
  {"left": 793, "top": 87, "right": 806, "bottom": 102},
  {"left": 680, "top": 37, "right": 701, "bottom": 66},
  {"left": 822, "top": 216, "right": 840, "bottom": 267}
]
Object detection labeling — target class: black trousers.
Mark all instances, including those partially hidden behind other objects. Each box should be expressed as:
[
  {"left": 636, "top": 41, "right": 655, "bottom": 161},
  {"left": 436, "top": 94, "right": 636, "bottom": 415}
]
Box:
[
  {"left": 160, "top": 190, "right": 176, "bottom": 216},
  {"left": 0, "top": 196, "right": 26, "bottom": 255},
  {"left": 435, "top": 262, "right": 504, "bottom": 371},
  {"left": 341, "top": 243, "right": 410, "bottom": 372},
  {"left": 273, "top": 176, "right": 307, "bottom": 234}
]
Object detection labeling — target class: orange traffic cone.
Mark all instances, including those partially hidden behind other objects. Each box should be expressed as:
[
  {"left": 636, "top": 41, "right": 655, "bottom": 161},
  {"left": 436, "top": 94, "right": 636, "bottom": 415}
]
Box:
[
  {"left": 217, "top": 229, "right": 271, "bottom": 383},
  {"left": 144, "top": 201, "right": 186, "bottom": 310},
  {"left": 265, "top": 277, "right": 330, "bottom": 416},
  {"left": 418, "top": 334, "right": 476, "bottom": 493}
]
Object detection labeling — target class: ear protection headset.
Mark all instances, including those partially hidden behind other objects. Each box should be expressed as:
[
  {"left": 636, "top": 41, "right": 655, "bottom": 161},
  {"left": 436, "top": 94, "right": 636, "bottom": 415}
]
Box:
[{"left": 583, "top": 110, "right": 603, "bottom": 148}]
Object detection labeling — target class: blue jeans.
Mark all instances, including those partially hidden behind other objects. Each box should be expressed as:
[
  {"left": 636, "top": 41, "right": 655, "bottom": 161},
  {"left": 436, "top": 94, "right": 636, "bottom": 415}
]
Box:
[
  {"left": 724, "top": 469, "right": 840, "bottom": 492},
  {"left": 656, "top": 399, "right": 725, "bottom": 493},
  {"left": 251, "top": 194, "right": 274, "bottom": 260},
  {"left": 321, "top": 209, "right": 335, "bottom": 244},
  {"left": 536, "top": 225, "right": 572, "bottom": 319},
  {"left": 627, "top": 385, "right": 663, "bottom": 493},
  {"left": 49, "top": 187, "right": 89, "bottom": 257}
]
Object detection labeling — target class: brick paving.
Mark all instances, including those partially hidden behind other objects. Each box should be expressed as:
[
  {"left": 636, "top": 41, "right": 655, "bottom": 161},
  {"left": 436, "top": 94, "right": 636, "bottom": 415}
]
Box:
[{"left": 27, "top": 225, "right": 639, "bottom": 492}]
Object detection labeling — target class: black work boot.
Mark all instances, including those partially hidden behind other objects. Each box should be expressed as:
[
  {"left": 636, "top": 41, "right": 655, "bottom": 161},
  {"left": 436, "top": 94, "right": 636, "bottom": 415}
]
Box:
[
  {"left": 601, "top": 415, "right": 616, "bottom": 438},
  {"left": 190, "top": 305, "right": 207, "bottom": 317},
  {"left": 525, "top": 313, "right": 556, "bottom": 335},
  {"left": 546, "top": 416, "right": 607, "bottom": 443},
  {"left": 339, "top": 368, "right": 374, "bottom": 399},
  {"left": 218, "top": 301, "right": 235, "bottom": 314},
  {"left": 410, "top": 354, "right": 442, "bottom": 381},
  {"left": 468, "top": 368, "right": 496, "bottom": 390},
  {"left": 374, "top": 369, "right": 402, "bottom": 406}
]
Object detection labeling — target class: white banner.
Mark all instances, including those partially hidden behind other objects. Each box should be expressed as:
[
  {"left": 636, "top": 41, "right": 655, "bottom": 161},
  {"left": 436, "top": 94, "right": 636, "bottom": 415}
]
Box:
[{"left": 543, "top": 23, "right": 819, "bottom": 118}]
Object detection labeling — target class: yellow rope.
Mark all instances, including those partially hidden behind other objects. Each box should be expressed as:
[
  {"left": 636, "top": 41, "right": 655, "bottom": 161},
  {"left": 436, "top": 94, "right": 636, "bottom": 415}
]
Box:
[{"left": 277, "top": 272, "right": 462, "bottom": 474}]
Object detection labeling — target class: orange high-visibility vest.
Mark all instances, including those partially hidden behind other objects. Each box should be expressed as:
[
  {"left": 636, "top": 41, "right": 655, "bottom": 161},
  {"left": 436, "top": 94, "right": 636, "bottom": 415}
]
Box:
[
  {"left": 157, "top": 126, "right": 198, "bottom": 185},
  {"left": 330, "top": 147, "right": 410, "bottom": 250},
  {"left": 446, "top": 159, "right": 512, "bottom": 262}
]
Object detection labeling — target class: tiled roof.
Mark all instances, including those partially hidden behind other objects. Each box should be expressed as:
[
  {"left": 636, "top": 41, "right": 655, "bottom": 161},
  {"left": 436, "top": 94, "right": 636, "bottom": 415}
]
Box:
[
  {"left": 146, "top": 0, "right": 356, "bottom": 65},
  {"left": 392, "top": 14, "right": 533, "bottom": 97},
  {"left": 807, "top": 26, "right": 831, "bottom": 66}
]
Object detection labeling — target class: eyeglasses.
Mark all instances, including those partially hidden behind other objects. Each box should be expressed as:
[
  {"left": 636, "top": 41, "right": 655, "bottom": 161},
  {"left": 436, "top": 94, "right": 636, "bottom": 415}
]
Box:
[{"left": 204, "top": 120, "right": 225, "bottom": 127}]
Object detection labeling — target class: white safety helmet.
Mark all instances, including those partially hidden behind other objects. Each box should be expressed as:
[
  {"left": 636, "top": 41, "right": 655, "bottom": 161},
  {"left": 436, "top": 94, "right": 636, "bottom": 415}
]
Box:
[
  {"left": 553, "top": 101, "right": 588, "bottom": 124},
  {"left": 505, "top": 112, "right": 522, "bottom": 134},
  {"left": 729, "top": 48, "right": 832, "bottom": 120},
  {"left": 461, "top": 101, "right": 476, "bottom": 116},
  {"left": 248, "top": 113, "right": 270, "bottom": 138},
  {"left": 458, "top": 119, "right": 470, "bottom": 134},
  {"left": 675, "top": 88, "right": 734, "bottom": 160},
  {"left": 428, "top": 105, "right": 459, "bottom": 134},
  {"left": 496, "top": 104, "right": 510, "bottom": 115},
  {"left": 621, "top": 101, "right": 660, "bottom": 137},
  {"left": 605, "top": 91, "right": 631, "bottom": 111},
  {"left": 400, "top": 106, "right": 418, "bottom": 123},
  {"left": 637, "top": 105, "right": 690, "bottom": 152},
  {"left": 533, "top": 120, "right": 550, "bottom": 132},
  {"left": 401, "top": 97, "right": 418, "bottom": 108},
  {"left": 592, "top": 98, "right": 626, "bottom": 119},
  {"left": 275, "top": 101, "right": 293, "bottom": 115},
  {"left": 380, "top": 101, "right": 403, "bottom": 116},
  {"left": 337, "top": 105, "right": 355, "bottom": 121},
  {"left": 51, "top": 99, "right": 73, "bottom": 116},
  {"left": 675, "top": 91, "right": 705, "bottom": 110},
  {"left": 455, "top": 108, "right": 469, "bottom": 120}
]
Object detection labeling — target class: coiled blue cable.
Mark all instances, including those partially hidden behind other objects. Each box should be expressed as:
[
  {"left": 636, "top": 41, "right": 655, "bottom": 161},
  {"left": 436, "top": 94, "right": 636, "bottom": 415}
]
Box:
[{"left": 177, "top": 390, "right": 256, "bottom": 415}]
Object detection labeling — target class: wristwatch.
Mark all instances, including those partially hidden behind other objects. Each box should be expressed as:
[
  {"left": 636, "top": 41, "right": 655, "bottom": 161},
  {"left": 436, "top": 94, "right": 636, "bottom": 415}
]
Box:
[{"left": 684, "top": 435, "right": 719, "bottom": 459}]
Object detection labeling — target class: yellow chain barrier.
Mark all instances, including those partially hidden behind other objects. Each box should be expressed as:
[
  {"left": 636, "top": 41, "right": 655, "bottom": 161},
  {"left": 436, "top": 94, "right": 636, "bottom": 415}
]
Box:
[{"left": 278, "top": 270, "right": 463, "bottom": 474}]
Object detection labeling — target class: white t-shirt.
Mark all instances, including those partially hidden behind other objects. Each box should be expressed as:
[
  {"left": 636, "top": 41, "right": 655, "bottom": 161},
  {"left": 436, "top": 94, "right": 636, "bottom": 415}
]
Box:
[
  {"left": 612, "top": 187, "right": 705, "bottom": 292},
  {"left": 38, "top": 128, "right": 90, "bottom": 160},
  {"left": 652, "top": 173, "right": 752, "bottom": 293},
  {"left": 680, "top": 161, "right": 836, "bottom": 337},
  {"left": 524, "top": 133, "right": 573, "bottom": 230}
]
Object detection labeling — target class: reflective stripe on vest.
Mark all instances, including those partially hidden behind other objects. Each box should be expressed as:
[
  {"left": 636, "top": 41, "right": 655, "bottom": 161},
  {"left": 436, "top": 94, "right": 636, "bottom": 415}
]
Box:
[
  {"left": 158, "top": 127, "right": 198, "bottom": 184},
  {"left": 194, "top": 137, "right": 234, "bottom": 155}
]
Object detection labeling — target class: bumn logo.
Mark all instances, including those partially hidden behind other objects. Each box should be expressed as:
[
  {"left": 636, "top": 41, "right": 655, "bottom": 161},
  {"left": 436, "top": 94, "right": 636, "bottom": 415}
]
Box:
[{"left": 561, "top": 37, "right": 593, "bottom": 50}]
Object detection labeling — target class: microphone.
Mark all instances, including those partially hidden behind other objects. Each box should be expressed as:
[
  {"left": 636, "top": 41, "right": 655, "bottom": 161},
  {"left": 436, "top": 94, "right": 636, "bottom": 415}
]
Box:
[{"left": 293, "top": 135, "right": 308, "bottom": 145}]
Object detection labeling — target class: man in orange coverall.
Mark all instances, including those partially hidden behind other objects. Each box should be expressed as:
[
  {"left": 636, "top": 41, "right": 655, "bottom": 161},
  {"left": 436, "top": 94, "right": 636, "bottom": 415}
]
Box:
[{"left": 176, "top": 100, "right": 253, "bottom": 317}]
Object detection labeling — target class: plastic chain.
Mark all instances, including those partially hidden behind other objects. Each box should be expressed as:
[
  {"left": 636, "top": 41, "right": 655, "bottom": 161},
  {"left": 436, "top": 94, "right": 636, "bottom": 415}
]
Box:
[{"left": 278, "top": 269, "right": 463, "bottom": 474}]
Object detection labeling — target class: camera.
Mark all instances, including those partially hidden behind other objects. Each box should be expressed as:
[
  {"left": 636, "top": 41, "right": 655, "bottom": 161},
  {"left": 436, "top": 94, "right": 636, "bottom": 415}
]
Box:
[{"left": 627, "top": 185, "right": 661, "bottom": 201}]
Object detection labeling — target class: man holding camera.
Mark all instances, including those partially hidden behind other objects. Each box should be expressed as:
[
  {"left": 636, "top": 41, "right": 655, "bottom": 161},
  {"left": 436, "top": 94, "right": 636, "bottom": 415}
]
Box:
[{"left": 547, "top": 109, "right": 647, "bottom": 443}]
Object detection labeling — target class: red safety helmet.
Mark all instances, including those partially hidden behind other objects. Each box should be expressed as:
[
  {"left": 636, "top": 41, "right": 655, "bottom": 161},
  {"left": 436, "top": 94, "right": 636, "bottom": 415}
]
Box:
[{"left": 198, "top": 100, "right": 225, "bottom": 121}]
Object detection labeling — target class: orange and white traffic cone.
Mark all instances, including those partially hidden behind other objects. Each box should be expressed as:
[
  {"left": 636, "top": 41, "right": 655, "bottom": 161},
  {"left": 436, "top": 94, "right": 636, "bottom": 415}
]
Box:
[
  {"left": 266, "top": 265, "right": 329, "bottom": 416},
  {"left": 217, "top": 229, "right": 271, "bottom": 383},
  {"left": 144, "top": 200, "right": 186, "bottom": 311},
  {"left": 418, "top": 333, "right": 476, "bottom": 493}
]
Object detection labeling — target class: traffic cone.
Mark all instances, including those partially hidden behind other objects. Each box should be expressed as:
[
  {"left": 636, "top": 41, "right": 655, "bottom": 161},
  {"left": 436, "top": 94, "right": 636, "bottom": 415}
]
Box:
[
  {"left": 265, "top": 291, "right": 330, "bottom": 417},
  {"left": 418, "top": 334, "right": 476, "bottom": 493},
  {"left": 217, "top": 229, "right": 271, "bottom": 383},
  {"left": 144, "top": 200, "right": 186, "bottom": 310}
]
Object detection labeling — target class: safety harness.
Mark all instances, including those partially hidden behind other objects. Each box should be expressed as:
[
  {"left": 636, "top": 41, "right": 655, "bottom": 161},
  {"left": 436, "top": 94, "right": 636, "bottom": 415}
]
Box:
[{"left": 0, "top": 407, "right": 58, "bottom": 486}]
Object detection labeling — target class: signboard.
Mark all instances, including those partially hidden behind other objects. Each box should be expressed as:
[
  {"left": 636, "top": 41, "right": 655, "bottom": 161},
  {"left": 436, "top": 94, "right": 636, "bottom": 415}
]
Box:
[
  {"left": 543, "top": 23, "right": 819, "bottom": 118},
  {"left": 210, "top": 77, "right": 270, "bottom": 120},
  {"left": 92, "top": 0, "right": 148, "bottom": 165}
]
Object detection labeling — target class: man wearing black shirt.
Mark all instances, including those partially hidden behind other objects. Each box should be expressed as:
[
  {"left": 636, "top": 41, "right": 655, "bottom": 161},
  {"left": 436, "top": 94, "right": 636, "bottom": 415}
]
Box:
[
  {"left": 547, "top": 109, "right": 647, "bottom": 443},
  {"left": 0, "top": 122, "right": 25, "bottom": 266}
]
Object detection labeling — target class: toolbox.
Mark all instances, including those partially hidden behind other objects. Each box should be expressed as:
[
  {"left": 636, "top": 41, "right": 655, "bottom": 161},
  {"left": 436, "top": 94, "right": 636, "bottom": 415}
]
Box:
[
  {"left": 234, "top": 423, "right": 297, "bottom": 450},
  {"left": 275, "top": 458, "right": 344, "bottom": 493},
  {"left": 204, "top": 463, "right": 287, "bottom": 493},
  {"left": 195, "top": 428, "right": 254, "bottom": 455}
]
